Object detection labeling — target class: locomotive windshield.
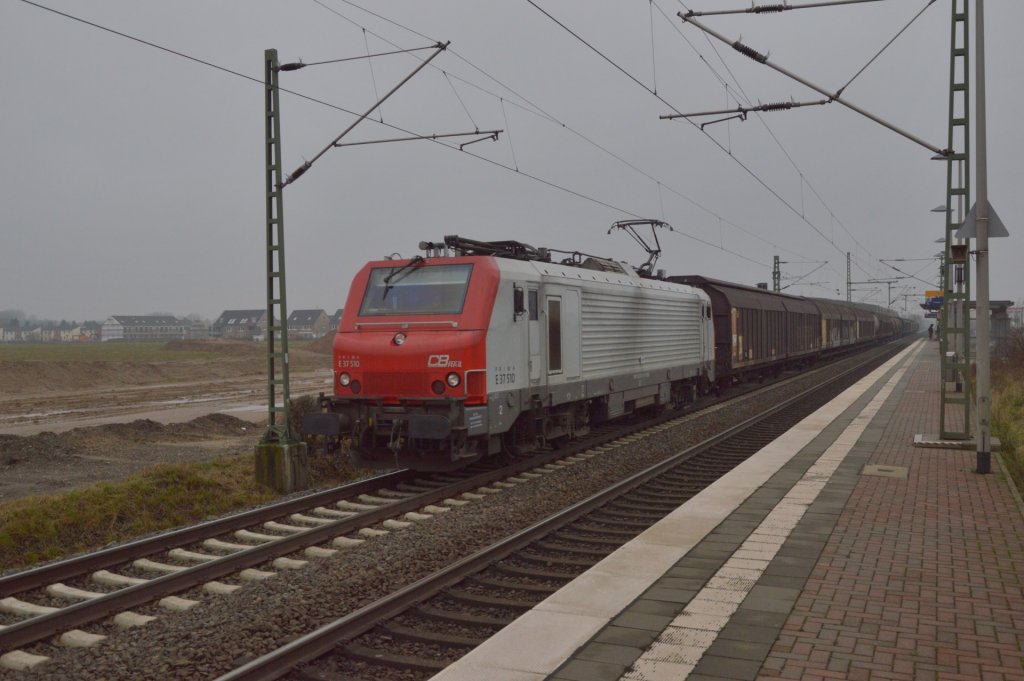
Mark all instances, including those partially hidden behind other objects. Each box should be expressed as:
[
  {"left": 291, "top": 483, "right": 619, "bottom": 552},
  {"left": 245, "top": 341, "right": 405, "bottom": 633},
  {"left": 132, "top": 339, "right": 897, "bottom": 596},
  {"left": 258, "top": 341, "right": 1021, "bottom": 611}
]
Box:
[{"left": 359, "top": 263, "right": 473, "bottom": 316}]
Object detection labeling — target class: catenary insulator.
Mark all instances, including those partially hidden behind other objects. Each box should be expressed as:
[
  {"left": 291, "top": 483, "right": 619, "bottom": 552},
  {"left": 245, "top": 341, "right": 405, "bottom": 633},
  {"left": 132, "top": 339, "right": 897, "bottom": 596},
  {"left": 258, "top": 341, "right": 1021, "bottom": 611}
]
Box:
[
  {"left": 731, "top": 41, "right": 768, "bottom": 63},
  {"left": 759, "top": 101, "right": 795, "bottom": 112}
]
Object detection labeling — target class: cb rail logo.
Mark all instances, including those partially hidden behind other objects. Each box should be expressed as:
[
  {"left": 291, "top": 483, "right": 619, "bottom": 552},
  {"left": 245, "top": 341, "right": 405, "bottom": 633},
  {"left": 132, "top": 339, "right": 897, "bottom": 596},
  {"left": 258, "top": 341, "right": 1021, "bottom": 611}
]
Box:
[{"left": 427, "top": 354, "right": 462, "bottom": 368}]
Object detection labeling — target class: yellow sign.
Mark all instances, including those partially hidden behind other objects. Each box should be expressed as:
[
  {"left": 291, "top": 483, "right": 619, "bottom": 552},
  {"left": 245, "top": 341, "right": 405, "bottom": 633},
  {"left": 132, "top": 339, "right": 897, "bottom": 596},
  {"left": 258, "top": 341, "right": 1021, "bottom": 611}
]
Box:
[{"left": 925, "top": 290, "right": 941, "bottom": 298}]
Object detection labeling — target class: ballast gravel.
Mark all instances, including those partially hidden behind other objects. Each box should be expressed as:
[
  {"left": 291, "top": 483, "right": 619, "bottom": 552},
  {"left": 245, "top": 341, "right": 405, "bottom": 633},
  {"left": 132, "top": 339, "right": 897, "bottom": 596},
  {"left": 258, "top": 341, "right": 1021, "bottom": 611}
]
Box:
[{"left": 1, "top": 348, "right": 894, "bottom": 681}]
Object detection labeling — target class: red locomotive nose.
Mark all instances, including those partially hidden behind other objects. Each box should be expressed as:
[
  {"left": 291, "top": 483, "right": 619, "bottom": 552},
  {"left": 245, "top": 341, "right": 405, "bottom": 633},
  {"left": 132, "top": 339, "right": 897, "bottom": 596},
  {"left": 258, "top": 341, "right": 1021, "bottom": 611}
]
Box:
[
  {"left": 333, "top": 256, "right": 498, "bottom": 405},
  {"left": 335, "top": 328, "right": 484, "bottom": 403}
]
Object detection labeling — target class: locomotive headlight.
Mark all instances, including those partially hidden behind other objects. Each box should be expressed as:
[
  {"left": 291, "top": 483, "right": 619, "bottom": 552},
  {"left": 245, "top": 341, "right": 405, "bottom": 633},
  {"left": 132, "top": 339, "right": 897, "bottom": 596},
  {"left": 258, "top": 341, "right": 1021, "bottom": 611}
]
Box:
[
  {"left": 393, "top": 332, "right": 406, "bottom": 346},
  {"left": 339, "top": 372, "right": 351, "bottom": 386},
  {"left": 446, "top": 372, "right": 461, "bottom": 388}
]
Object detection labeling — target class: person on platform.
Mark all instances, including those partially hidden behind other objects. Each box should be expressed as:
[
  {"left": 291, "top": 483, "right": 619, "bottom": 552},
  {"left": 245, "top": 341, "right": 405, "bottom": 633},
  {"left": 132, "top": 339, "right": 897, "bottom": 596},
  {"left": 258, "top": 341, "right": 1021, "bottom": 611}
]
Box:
[{"left": 928, "top": 323, "right": 934, "bottom": 340}]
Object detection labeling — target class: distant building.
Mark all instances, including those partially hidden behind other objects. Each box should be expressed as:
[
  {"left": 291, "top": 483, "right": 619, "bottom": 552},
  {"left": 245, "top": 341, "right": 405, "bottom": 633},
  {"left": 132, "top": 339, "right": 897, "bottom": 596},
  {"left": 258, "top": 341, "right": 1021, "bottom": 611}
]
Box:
[
  {"left": 328, "top": 308, "right": 344, "bottom": 333},
  {"left": 1010, "top": 306, "right": 1024, "bottom": 329},
  {"left": 287, "top": 309, "right": 330, "bottom": 339},
  {"left": 212, "top": 309, "right": 267, "bottom": 341},
  {"left": 101, "top": 315, "right": 188, "bottom": 342},
  {"left": 0, "top": 320, "right": 101, "bottom": 342},
  {"left": 1, "top": 322, "right": 20, "bottom": 343},
  {"left": 82, "top": 321, "right": 102, "bottom": 341},
  {"left": 187, "top": 318, "right": 210, "bottom": 339},
  {"left": 58, "top": 323, "right": 82, "bottom": 342}
]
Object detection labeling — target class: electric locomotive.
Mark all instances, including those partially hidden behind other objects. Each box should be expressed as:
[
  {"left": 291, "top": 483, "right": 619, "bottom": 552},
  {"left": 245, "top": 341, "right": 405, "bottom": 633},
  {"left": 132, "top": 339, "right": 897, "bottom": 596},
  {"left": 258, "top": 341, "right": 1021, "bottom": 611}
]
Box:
[{"left": 304, "top": 235, "right": 716, "bottom": 470}]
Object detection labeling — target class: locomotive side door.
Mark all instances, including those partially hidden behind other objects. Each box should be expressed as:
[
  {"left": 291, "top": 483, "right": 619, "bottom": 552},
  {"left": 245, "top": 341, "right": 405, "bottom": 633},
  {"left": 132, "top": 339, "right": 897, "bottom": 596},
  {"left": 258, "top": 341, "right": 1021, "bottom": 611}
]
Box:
[
  {"left": 527, "top": 287, "right": 541, "bottom": 385},
  {"left": 544, "top": 286, "right": 580, "bottom": 382}
]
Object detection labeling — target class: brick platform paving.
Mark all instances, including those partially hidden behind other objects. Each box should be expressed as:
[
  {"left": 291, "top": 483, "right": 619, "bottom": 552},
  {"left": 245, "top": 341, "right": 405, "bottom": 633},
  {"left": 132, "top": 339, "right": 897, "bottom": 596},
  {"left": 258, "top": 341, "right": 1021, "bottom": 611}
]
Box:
[{"left": 757, "top": 349, "right": 1024, "bottom": 681}]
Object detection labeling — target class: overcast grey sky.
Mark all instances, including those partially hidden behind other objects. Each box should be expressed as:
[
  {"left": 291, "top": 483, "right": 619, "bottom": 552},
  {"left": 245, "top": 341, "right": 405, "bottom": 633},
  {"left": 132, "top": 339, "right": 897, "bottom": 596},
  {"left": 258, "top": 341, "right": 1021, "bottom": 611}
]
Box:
[{"left": 3, "top": 0, "right": 1021, "bottom": 322}]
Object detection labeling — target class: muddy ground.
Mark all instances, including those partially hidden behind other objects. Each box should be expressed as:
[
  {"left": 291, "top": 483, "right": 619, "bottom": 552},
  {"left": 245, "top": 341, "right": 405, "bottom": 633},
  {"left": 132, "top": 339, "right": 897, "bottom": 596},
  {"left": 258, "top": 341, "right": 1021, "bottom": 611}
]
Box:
[
  {"left": 0, "top": 339, "right": 332, "bottom": 502},
  {"left": 0, "top": 415, "right": 263, "bottom": 502}
]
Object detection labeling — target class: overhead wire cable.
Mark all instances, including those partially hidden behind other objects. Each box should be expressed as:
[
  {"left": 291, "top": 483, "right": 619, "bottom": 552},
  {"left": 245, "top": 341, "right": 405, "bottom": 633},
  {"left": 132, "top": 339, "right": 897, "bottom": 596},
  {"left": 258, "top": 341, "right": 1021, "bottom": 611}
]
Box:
[
  {"left": 684, "top": 0, "right": 885, "bottom": 17},
  {"left": 4, "top": 5, "right": 603, "bottom": 218},
  {"left": 882, "top": 260, "right": 939, "bottom": 288},
  {"left": 281, "top": 44, "right": 439, "bottom": 69},
  {"left": 649, "top": 0, "right": 659, "bottom": 93},
  {"left": 781, "top": 262, "right": 828, "bottom": 290},
  {"left": 362, "top": 29, "right": 383, "bottom": 122},
  {"left": 835, "top": 0, "right": 938, "bottom": 97},
  {"left": 672, "top": 0, "right": 937, "bottom": 265},
  {"left": 311, "top": 0, "right": 806, "bottom": 258},
  {"left": 13, "top": 0, "right": 431, "bottom": 133},
  {"left": 667, "top": 0, "right": 882, "bottom": 265},
  {"left": 19, "top": 0, "right": 774, "bottom": 268},
  {"left": 525, "top": 0, "right": 841, "bottom": 251},
  {"left": 500, "top": 99, "right": 520, "bottom": 171},
  {"left": 529, "top": 0, "right": 842, "bottom": 254},
  {"left": 315, "top": 0, "right": 804, "bottom": 260},
  {"left": 444, "top": 71, "right": 479, "bottom": 130},
  {"left": 19, "top": 0, "right": 769, "bottom": 266}
]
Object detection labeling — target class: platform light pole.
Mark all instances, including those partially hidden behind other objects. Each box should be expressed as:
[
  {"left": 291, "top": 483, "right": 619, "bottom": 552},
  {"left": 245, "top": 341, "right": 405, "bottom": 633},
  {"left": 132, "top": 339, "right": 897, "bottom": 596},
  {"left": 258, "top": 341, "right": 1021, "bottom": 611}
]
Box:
[{"left": 973, "top": 0, "right": 991, "bottom": 473}]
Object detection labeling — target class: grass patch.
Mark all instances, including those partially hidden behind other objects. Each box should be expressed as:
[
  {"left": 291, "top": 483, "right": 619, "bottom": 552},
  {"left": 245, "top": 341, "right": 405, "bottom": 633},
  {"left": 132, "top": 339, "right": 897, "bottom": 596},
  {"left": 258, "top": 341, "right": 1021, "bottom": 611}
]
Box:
[
  {"left": 0, "top": 456, "right": 277, "bottom": 571},
  {"left": 992, "top": 328, "right": 1024, "bottom": 496},
  {"left": 993, "top": 381, "right": 1024, "bottom": 494},
  {"left": 0, "top": 342, "right": 215, "bottom": 363},
  {"left": 0, "top": 449, "right": 371, "bottom": 572}
]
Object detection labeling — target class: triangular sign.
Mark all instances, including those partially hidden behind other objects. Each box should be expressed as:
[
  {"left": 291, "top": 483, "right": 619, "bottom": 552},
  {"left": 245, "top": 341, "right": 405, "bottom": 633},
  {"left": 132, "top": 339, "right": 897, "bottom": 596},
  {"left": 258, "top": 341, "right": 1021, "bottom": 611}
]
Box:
[{"left": 955, "top": 201, "right": 1010, "bottom": 239}]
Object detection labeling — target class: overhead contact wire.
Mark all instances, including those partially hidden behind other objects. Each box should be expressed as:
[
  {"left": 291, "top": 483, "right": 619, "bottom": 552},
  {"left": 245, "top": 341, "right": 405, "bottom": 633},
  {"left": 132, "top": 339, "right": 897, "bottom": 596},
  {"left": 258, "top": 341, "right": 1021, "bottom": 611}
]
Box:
[
  {"left": 525, "top": 2, "right": 843, "bottom": 251},
  {"left": 445, "top": 72, "right": 479, "bottom": 131},
  {"left": 363, "top": 29, "right": 384, "bottom": 122},
  {"left": 315, "top": 0, "right": 806, "bottom": 260},
  {"left": 500, "top": 100, "right": 520, "bottom": 172},
  {"left": 668, "top": 0, "right": 912, "bottom": 269},
  {"left": 668, "top": 1, "right": 877, "bottom": 257},
  {"left": 20, "top": 0, "right": 774, "bottom": 268},
  {"left": 524, "top": 0, "right": 827, "bottom": 256}
]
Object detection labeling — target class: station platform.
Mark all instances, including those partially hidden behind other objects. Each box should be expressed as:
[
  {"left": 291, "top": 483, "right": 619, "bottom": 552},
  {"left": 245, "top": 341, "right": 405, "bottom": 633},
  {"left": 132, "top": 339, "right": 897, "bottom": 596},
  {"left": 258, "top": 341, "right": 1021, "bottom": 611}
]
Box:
[{"left": 431, "top": 340, "right": 1024, "bottom": 681}]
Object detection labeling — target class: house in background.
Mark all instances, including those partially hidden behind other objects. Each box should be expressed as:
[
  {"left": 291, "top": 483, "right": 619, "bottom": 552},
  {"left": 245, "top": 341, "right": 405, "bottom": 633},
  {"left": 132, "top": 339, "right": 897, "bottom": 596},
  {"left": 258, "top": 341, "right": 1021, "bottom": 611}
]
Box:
[
  {"left": 1, "top": 322, "right": 21, "bottom": 342},
  {"left": 1, "top": 319, "right": 101, "bottom": 342},
  {"left": 211, "top": 310, "right": 267, "bottom": 340},
  {"left": 101, "top": 315, "right": 189, "bottom": 342},
  {"left": 58, "top": 322, "right": 82, "bottom": 342},
  {"left": 82, "top": 321, "right": 102, "bottom": 341},
  {"left": 287, "top": 309, "right": 330, "bottom": 339},
  {"left": 187, "top": 318, "right": 210, "bottom": 338},
  {"left": 328, "top": 308, "right": 344, "bottom": 334}
]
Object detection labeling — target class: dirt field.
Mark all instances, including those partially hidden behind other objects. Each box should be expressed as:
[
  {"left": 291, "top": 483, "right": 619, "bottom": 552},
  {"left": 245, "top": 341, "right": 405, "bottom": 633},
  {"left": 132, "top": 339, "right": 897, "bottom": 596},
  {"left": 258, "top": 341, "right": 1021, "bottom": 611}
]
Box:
[{"left": 0, "top": 339, "right": 333, "bottom": 502}]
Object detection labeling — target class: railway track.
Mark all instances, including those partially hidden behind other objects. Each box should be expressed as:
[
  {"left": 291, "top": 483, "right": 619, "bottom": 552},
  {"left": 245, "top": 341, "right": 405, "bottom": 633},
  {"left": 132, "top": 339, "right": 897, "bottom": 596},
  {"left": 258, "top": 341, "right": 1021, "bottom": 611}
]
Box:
[
  {"left": 0, "top": 457, "right": 553, "bottom": 669},
  {"left": 215, "top": 341, "right": 907, "bottom": 681},
  {"left": 0, "top": 391, "right": 726, "bottom": 669},
  {"left": 0, "top": 341, "right": 906, "bottom": 676}
]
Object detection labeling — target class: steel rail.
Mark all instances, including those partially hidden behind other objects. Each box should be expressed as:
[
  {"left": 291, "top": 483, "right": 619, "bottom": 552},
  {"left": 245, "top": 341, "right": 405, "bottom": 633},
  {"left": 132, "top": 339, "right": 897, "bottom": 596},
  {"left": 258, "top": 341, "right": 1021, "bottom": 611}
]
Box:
[
  {"left": 0, "top": 469, "right": 414, "bottom": 597},
  {"left": 0, "top": 420, "right": 655, "bottom": 652},
  {"left": 216, "top": 341, "right": 907, "bottom": 681}
]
